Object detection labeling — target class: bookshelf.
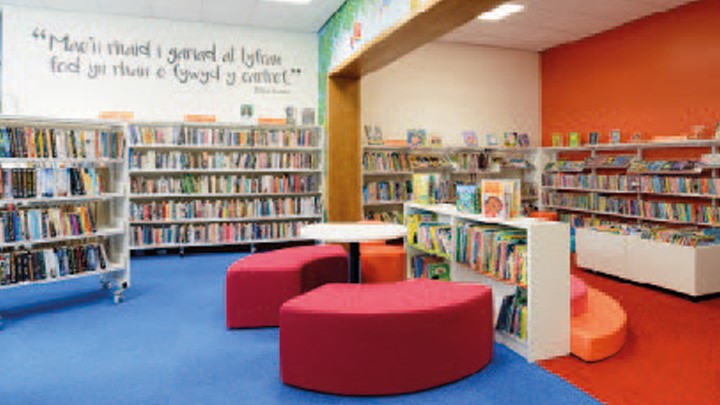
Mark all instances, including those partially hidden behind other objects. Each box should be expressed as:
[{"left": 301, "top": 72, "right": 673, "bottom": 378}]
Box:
[
  {"left": 128, "top": 123, "right": 324, "bottom": 251},
  {"left": 541, "top": 141, "right": 720, "bottom": 296},
  {"left": 361, "top": 144, "right": 541, "bottom": 224},
  {"left": 403, "top": 202, "right": 570, "bottom": 362},
  {"left": 0, "top": 116, "right": 131, "bottom": 311}
]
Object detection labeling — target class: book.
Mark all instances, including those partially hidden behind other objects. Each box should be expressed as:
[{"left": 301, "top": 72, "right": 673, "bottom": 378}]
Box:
[
  {"left": 589, "top": 132, "right": 599, "bottom": 145},
  {"left": 486, "top": 133, "right": 498, "bottom": 146},
  {"left": 462, "top": 131, "right": 478, "bottom": 147},
  {"left": 568, "top": 132, "right": 580, "bottom": 147},
  {"left": 364, "top": 125, "right": 383, "bottom": 145},
  {"left": 504, "top": 132, "right": 518, "bottom": 147},
  {"left": 481, "top": 179, "right": 521, "bottom": 219},
  {"left": 517, "top": 133, "right": 530, "bottom": 147},
  {"left": 610, "top": 129, "right": 621, "bottom": 144},
  {"left": 456, "top": 184, "right": 479, "bottom": 214},
  {"left": 407, "top": 129, "right": 427, "bottom": 148},
  {"left": 551, "top": 132, "right": 563, "bottom": 147}
]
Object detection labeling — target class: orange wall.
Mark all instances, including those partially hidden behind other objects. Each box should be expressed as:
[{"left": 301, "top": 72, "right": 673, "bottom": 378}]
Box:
[{"left": 542, "top": 0, "right": 720, "bottom": 146}]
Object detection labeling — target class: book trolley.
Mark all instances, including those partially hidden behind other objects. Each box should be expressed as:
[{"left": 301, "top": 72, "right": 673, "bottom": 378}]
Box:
[
  {"left": 0, "top": 116, "right": 131, "bottom": 327},
  {"left": 403, "top": 202, "right": 570, "bottom": 362},
  {"left": 128, "top": 122, "right": 324, "bottom": 252},
  {"left": 542, "top": 141, "right": 720, "bottom": 296}
]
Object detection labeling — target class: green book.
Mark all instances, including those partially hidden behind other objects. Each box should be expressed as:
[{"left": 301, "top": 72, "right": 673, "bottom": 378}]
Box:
[{"left": 568, "top": 132, "right": 580, "bottom": 147}]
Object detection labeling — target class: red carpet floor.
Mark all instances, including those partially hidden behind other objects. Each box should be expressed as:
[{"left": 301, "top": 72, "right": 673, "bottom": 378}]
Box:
[{"left": 540, "top": 259, "right": 720, "bottom": 404}]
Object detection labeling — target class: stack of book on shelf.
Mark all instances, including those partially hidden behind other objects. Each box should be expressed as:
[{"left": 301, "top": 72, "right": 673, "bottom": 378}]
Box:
[
  {"left": 456, "top": 223, "right": 528, "bottom": 286},
  {"left": 585, "top": 155, "right": 634, "bottom": 169},
  {"left": 0, "top": 242, "right": 109, "bottom": 285},
  {"left": 596, "top": 195, "right": 639, "bottom": 216},
  {"left": 1, "top": 166, "right": 108, "bottom": 200},
  {"left": 411, "top": 255, "right": 450, "bottom": 281},
  {"left": 362, "top": 180, "right": 412, "bottom": 204},
  {"left": 130, "top": 220, "right": 312, "bottom": 248},
  {"left": 0, "top": 205, "right": 98, "bottom": 243},
  {"left": 412, "top": 173, "right": 451, "bottom": 205},
  {"left": 129, "top": 126, "right": 317, "bottom": 148},
  {"left": 496, "top": 288, "right": 528, "bottom": 341},
  {"left": 130, "top": 174, "right": 319, "bottom": 195},
  {"left": 364, "top": 210, "right": 403, "bottom": 224},
  {"left": 544, "top": 160, "right": 585, "bottom": 172},
  {"left": 628, "top": 160, "right": 701, "bottom": 174},
  {"left": 362, "top": 151, "right": 410, "bottom": 172},
  {"left": 129, "top": 151, "right": 317, "bottom": 170},
  {"left": 1, "top": 127, "right": 124, "bottom": 159}
]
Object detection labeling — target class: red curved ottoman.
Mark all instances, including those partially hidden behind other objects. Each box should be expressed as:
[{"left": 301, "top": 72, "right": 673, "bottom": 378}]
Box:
[
  {"left": 279, "top": 279, "right": 493, "bottom": 395},
  {"left": 225, "top": 245, "right": 348, "bottom": 328}
]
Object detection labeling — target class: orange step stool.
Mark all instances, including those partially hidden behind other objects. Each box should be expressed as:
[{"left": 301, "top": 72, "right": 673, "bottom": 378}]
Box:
[
  {"left": 361, "top": 244, "right": 407, "bottom": 283},
  {"left": 570, "top": 278, "right": 628, "bottom": 362}
]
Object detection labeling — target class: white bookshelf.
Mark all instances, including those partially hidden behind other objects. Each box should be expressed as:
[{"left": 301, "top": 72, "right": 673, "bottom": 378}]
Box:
[
  {"left": 128, "top": 122, "right": 324, "bottom": 250},
  {"left": 403, "top": 202, "right": 570, "bottom": 362},
  {"left": 0, "top": 116, "right": 131, "bottom": 310}
]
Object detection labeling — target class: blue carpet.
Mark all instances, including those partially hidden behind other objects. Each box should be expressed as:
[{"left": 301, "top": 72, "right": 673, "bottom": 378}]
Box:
[{"left": 0, "top": 252, "right": 598, "bottom": 404}]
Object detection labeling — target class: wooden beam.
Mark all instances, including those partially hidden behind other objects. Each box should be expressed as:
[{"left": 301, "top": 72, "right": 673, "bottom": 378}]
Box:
[
  {"left": 330, "top": 0, "right": 505, "bottom": 79},
  {"left": 326, "top": 76, "right": 361, "bottom": 221}
]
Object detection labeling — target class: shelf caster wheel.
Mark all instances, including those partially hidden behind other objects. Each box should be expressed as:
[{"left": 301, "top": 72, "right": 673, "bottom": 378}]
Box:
[{"left": 113, "top": 293, "right": 125, "bottom": 304}]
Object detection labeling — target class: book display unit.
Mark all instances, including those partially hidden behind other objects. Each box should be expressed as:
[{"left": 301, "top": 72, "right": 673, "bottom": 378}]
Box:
[
  {"left": 0, "top": 117, "right": 131, "bottom": 311},
  {"left": 541, "top": 141, "right": 720, "bottom": 296},
  {"left": 403, "top": 202, "right": 570, "bottom": 362},
  {"left": 362, "top": 145, "right": 541, "bottom": 224},
  {"left": 128, "top": 123, "right": 324, "bottom": 251}
]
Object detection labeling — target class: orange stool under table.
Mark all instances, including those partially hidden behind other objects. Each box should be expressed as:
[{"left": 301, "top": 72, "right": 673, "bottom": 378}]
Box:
[{"left": 361, "top": 244, "right": 407, "bottom": 283}]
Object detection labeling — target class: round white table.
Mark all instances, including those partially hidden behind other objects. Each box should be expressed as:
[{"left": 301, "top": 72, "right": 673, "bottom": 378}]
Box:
[{"left": 300, "top": 223, "right": 407, "bottom": 283}]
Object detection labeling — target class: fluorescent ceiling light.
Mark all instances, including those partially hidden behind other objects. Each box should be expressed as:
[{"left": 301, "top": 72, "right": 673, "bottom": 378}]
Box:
[
  {"left": 478, "top": 3, "right": 525, "bottom": 21},
  {"left": 263, "top": 0, "right": 312, "bottom": 4}
]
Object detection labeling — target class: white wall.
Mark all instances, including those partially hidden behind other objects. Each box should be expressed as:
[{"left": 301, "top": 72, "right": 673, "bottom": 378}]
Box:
[
  {"left": 362, "top": 42, "right": 541, "bottom": 146},
  {"left": 1, "top": 6, "right": 318, "bottom": 122}
]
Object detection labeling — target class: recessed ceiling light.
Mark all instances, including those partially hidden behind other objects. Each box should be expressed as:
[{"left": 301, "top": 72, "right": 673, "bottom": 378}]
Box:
[
  {"left": 262, "top": 0, "right": 312, "bottom": 4},
  {"left": 478, "top": 3, "right": 525, "bottom": 21}
]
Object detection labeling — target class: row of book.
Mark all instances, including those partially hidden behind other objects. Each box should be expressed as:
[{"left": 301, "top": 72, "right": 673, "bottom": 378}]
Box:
[
  {"left": 543, "top": 173, "right": 720, "bottom": 195},
  {"left": 130, "top": 221, "right": 313, "bottom": 247},
  {"left": 496, "top": 289, "right": 528, "bottom": 341},
  {"left": 362, "top": 180, "right": 412, "bottom": 203},
  {"left": 456, "top": 223, "right": 528, "bottom": 286},
  {"left": 0, "top": 242, "right": 110, "bottom": 285},
  {"left": 0, "top": 205, "right": 98, "bottom": 243},
  {"left": 130, "top": 127, "right": 318, "bottom": 148},
  {"left": 0, "top": 127, "right": 124, "bottom": 159},
  {"left": 542, "top": 173, "right": 639, "bottom": 191},
  {"left": 411, "top": 255, "right": 450, "bottom": 281},
  {"left": 454, "top": 152, "right": 491, "bottom": 172},
  {"left": 363, "top": 210, "right": 403, "bottom": 224},
  {"left": 129, "top": 150, "right": 317, "bottom": 170},
  {"left": 413, "top": 174, "right": 453, "bottom": 205},
  {"left": 640, "top": 227, "right": 720, "bottom": 247},
  {"left": 544, "top": 160, "right": 585, "bottom": 172},
  {"left": 407, "top": 214, "right": 452, "bottom": 257},
  {"left": 362, "top": 151, "right": 410, "bottom": 172},
  {"left": 130, "top": 174, "right": 319, "bottom": 195},
  {"left": 129, "top": 196, "right": 322, "bottom": 221},
  {"left": 1, "top": 166, "right": 108, "bottom": 200}
]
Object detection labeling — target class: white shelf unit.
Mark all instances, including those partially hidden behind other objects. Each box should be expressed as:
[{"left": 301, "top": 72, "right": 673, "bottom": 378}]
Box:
[
  {"left": 403, "top": 202, "right": 570, "bottom": 362},
  {"left": 543, "top": 141, "right": 720, "bottom": 296},
  {"left": 0, "top": 116, "right": 131, "bottom": 308},
  {"left": 128, "top": 122, "right": 324, "bottom": 251}
]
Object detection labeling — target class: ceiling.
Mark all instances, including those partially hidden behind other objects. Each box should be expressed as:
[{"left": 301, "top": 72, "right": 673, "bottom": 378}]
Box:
[
  {"left": 441, "top": 0, "right": 698, "bottom": 51},
  {"left": 0, "top": 0, "right": 699, "bottom": 48},
  {"left": 0, "top": 0, "right": 346, "bottom": 32}
]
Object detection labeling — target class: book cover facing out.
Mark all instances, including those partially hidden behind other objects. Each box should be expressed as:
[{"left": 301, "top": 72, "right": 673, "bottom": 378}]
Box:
[
  {"left": 481, "top": 179, "right": 520, "bottom": 219},
  {"left": 551, "top": 132, "right": 563, "bottom": 147},
  {"left": 568, "top": 132, "right": 580, "bottom": 147},
  {"left": 610, "top": 129, "right": 621, "bottom": 144}
]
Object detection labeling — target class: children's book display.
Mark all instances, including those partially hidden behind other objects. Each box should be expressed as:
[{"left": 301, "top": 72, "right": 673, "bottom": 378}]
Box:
[
  {"left": 364, "top": 125, "right": 384, "bottom": 145},
  {"left": 407, "top": 129, "right": 427, "bottom": 148},
  {"left": 456, "top": 223, "right": 528, "bottom": 287},
  {"left": 481, "top": 179, "right": 521, "bottom": 219},
  {"left": 363, "top": 150, "right": 410, "bottom": 172},
  {"left": 456, "top": 184, "right": 480, "bottom": 214},
  {"left": 568, "top": 132, "right": 580, "bottom": 147},
  {"left": 412, "top": 173, "right": 451, "bottom": 205},
  {"left": 0, "top": 119, "right": 129, "bottom": 305},
  {"left": 128, "top": 124, "right": 323, "bottom": 250},
  {"left": 496, "top": 289, "right": 528, "bottom": 341},
  {"left": 462, "top": 131, "right": 478, "bottom": 147},
  {"left": 411, "top": 255, "right": 450, "bottom": 281},
  {"left": 363, "top": 180, "right": 412, "bottom": 204}
]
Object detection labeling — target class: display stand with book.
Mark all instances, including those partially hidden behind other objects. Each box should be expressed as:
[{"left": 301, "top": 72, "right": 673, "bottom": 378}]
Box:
[
  {"left": 128, "top": 122, "right": 324, "bottom": 252},
  {"left": 403, "top": 202, "right": 570, "bottom": 362},
  {"left": 0, "top": 116, "right": 131, "bottom": 324},
  {"left": 542, "top": 140, "right": 720, "bottom": 296}
]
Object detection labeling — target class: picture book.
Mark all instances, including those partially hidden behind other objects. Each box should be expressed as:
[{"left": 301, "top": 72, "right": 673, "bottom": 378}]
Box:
[
  {"left": 486, "top": 133, "right": 498, "bottom": 146},
  {"left": 610, "top": 129, "right": 621, "bottom": 144},
  {"left": 407, "top": 129, "right": 427, "bottom": 148},
  {"left": 517, "top": 133, "right": 530, "bottom": 147},
  {"left": 462, "top": 131, "right": 478, "bottom": 147},
  {"left": 589, "top": 132, "right": 599, "bottom": 145},
  {"left": 301, "top": 108, "right": 315, "bottom": 125},
  {"left": 456, "top": 184, "right": 479, "bottom": 214},
  {"left": 504, "top": 132, "right": 518, "bottom": 147},
  {"left": 413, "top": 173, "right": 430, "bottom": 205},
  {"left": 481, "top": 179, "right": 520, "bottom": 219},
  {"left": 426, "top": 261, "right": 450, "bottom": 281},
  {"left": 551, "top": 132, "right": 563, "bottom": 147},
  {"left": 430, "top": 135, "right": 442, "bottom": 147},
  {"left": 568, "top": 132, "right": 580, "bottom": 147}
]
